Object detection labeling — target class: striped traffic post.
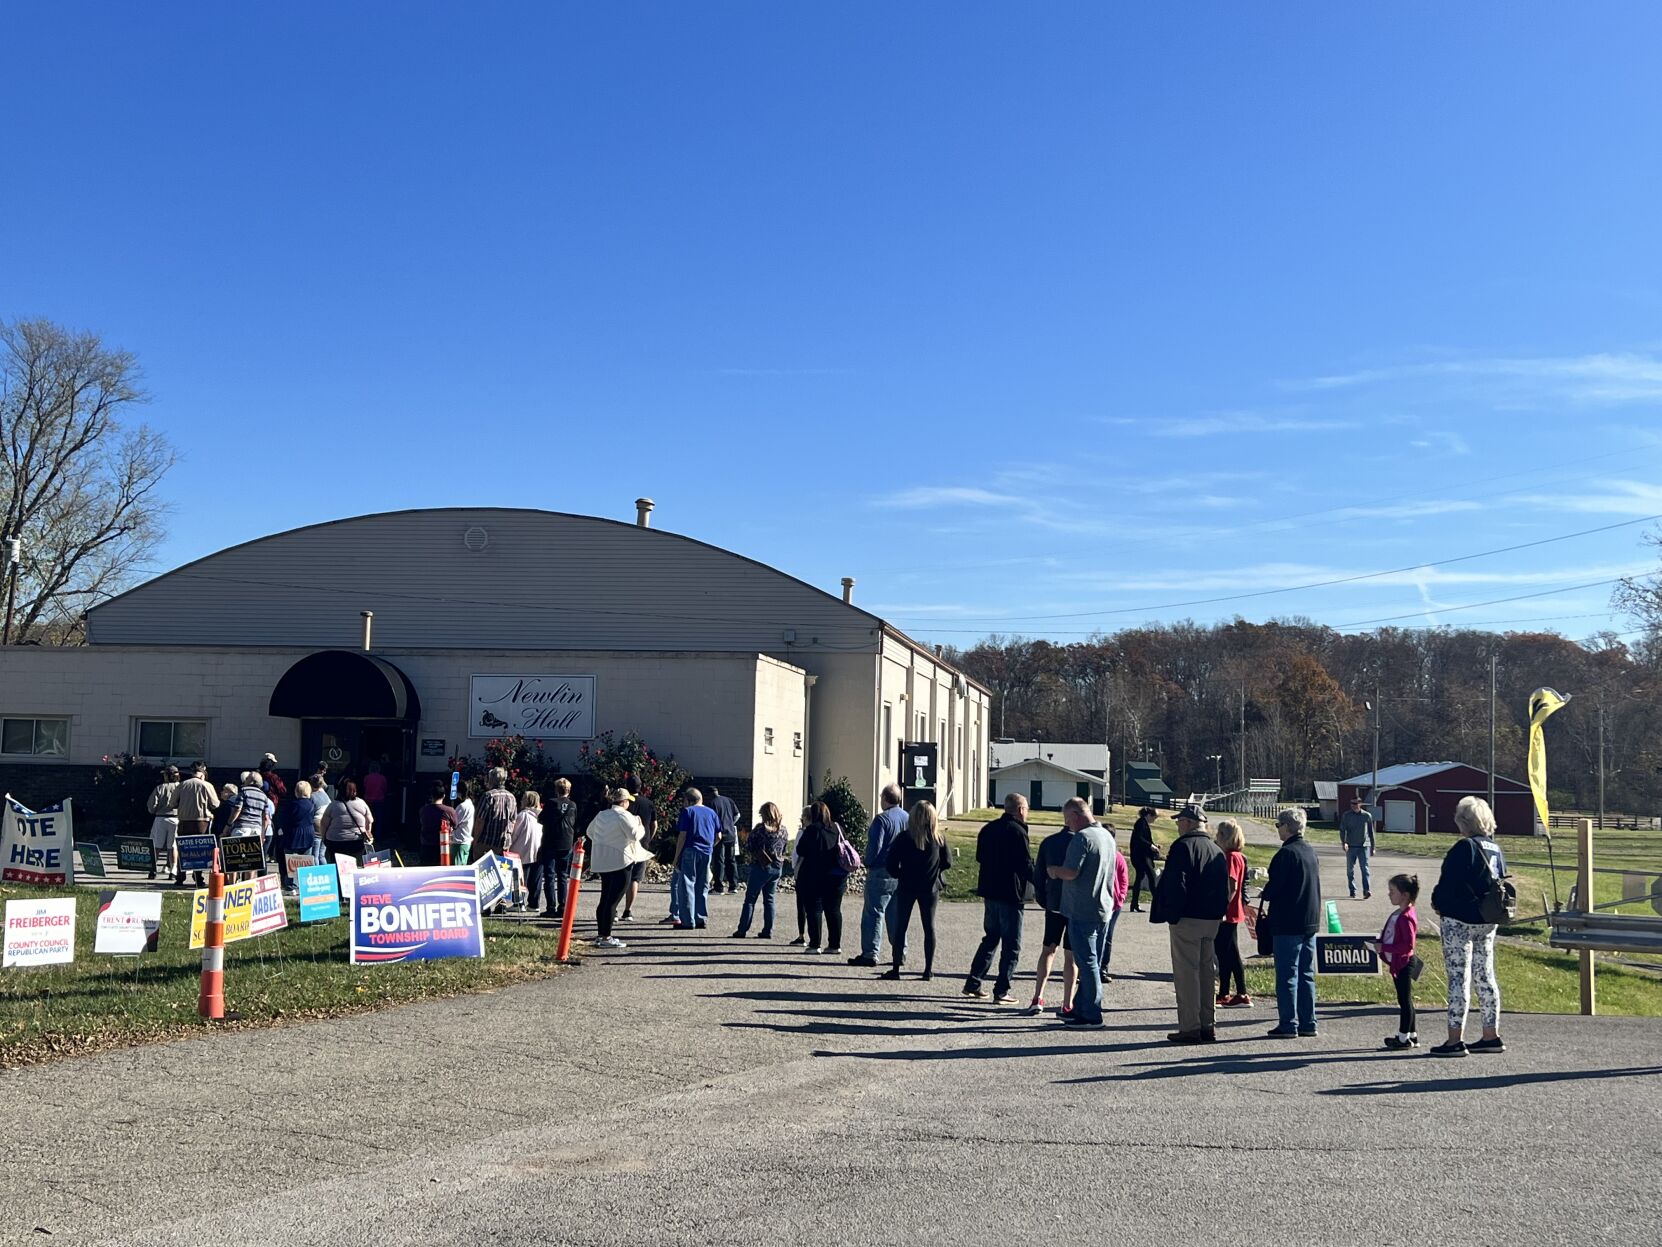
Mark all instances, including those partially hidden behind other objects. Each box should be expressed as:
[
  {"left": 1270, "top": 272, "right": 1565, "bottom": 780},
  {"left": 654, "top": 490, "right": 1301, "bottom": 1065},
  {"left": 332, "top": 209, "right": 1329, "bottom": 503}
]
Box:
[
  {"left": 197, "top": 850, "right": 226, "bottom": 1019},
  {"left": 554, "top": 843, "right": 585, "bottom": 962}
]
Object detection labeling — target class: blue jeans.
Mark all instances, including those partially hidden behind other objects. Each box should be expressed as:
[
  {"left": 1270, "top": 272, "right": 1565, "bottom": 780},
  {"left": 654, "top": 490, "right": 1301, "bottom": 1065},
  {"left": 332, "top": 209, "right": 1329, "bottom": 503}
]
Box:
[
  {"left": 1273, "top": 933, "right": 1318, "bottom": 1032},
  {"left": 1345, "top": 845, "right": 1372, "bottom": 896},
  {"left": 1067, "top": 916, "right": 1108, "bottom": 1024},
  {"left": 1101, "top": 905, "right": 1122, "bottom": 972},
  {"left": 674, "top": 846, "right": 712, "bottom": 925},
  {"left": 736, "top": 863, "right": 781, "bottom": 935},
  {"left": 966, "top": 900, "right": 1024, "bottom": 996},
  {"left": 860, "top": 867, "right": 904, "bottom": 961},
  {"left": 538, "top": 850, "right": 572, "bottom": 916}
]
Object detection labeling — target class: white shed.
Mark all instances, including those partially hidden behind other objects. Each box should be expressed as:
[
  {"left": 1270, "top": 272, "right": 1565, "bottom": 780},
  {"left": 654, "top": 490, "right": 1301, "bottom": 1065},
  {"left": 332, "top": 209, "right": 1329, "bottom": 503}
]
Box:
[{"left": 990, "top": 757, "right": 1108, "bottom": 814}]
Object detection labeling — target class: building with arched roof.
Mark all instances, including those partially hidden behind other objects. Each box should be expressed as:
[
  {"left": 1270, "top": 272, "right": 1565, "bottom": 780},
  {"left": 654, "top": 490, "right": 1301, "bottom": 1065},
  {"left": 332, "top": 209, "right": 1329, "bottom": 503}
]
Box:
[{"left": 0, "top": 505, "right": 990, "bottom": 839}]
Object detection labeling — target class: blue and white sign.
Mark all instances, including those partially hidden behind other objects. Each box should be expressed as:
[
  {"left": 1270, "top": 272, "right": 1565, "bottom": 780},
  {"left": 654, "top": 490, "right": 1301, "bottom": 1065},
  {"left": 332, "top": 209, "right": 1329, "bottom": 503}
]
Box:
[
  {"left": 296, "top": 864, "right": 342, "bottom": 922},
  {"left": 177, "top": 835, "right": 218, "bottom": 873},
  {"left": 350, "top": 866, "right": 483, "bottom": 964},
  {"left": 474, "top": 852, "right": 508, "bottom": 910}
]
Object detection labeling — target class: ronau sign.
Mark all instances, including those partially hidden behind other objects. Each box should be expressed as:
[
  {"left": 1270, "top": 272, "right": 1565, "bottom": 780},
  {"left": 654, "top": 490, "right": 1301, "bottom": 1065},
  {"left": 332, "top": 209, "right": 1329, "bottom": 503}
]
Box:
[{"left": 469, "top": 675, "right": 596, "bottom": 740}]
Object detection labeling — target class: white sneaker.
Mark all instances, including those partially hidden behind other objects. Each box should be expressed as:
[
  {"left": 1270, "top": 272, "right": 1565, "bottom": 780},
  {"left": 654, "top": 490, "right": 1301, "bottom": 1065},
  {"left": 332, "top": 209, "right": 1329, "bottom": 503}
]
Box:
[
  {"left": 803, "top": 946, "right": 823, "bottom": 955},
  {"left": 595, "top": 936, "right": 627, "bottom": 950}
]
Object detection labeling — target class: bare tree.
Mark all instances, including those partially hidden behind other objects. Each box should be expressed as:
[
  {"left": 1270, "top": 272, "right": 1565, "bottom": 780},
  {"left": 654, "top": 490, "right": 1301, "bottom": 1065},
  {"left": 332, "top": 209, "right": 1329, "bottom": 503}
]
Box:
[
  {"left": 1614, "top": 529, "right": 1662, "bottom": 641},
  {"left": 0, "top": 318, "right": 174, "bottom": 644}
]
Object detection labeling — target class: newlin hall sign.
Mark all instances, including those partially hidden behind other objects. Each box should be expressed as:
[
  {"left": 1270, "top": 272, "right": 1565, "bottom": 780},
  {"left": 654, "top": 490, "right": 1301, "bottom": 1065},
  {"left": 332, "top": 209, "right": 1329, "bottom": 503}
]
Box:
[{"left": 468, "top": 675, "right": 597, "bottom": 740}]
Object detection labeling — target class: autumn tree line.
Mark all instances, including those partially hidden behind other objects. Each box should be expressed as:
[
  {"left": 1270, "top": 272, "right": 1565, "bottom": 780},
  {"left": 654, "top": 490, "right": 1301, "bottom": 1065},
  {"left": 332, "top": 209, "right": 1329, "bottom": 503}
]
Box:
[{"left": 948, "top": 616, "right": 1662, "bottom": 817}]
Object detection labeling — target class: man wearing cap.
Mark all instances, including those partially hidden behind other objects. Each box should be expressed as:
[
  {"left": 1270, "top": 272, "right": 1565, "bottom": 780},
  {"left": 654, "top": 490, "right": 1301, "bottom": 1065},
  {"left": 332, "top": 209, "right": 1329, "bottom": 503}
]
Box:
[
  {"left": 1339, "top": 794, "right": 1376, "bottom": 899},
  {"left": 1151, "top": 803, "right": 1231, "bottom": 1044},
  {"left": 146, "top": 765, "right": 181, "bottom": 881}
]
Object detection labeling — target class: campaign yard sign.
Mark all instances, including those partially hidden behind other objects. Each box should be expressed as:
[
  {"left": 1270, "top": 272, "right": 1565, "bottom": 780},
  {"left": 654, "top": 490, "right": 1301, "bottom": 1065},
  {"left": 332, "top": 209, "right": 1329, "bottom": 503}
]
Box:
[
  {"left": 117, "top": 839, "right": 156, "bottom": 873},
  {"left": 219, "top": 835, "right": 265, "bottom": 874},
  {"left": 2, "top": 795, "right": 75, "bottom": 886},
  {"left": 76, "top": 843, "right": 107, "bottom": 877},
  {"left": 3, "top": 897, "right": 77, "bottom": 967},
  {"left": 177, "top": 835, "right": 218, "bottom": 873},
  {"left": 362, "top": 849, "right": 393, "bottom": 867},
  {"left": 473, "top": 852, "right": 508, "bottom": 911},
  {"left": 94, "top": 891, "right": 162, "bottom": 955},
  {"left": 1316, "top": 935, "right": 1380, "bottom": 975},
  {"left": 351, "top": 866, "right": 483, "bottom": 964},
  {"left": 296, "top": 863, "right": 342, "bottom": 922},
  {"left": 189, "top": 875, "right": 289, "bottom": 948}
]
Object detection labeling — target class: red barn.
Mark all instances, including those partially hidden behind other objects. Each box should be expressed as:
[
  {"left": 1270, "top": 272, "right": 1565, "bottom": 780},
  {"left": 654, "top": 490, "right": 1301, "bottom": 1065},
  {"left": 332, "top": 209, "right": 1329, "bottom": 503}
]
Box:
[{"left": 1336, "top": 762, "right": 1540, "bottom": 838}]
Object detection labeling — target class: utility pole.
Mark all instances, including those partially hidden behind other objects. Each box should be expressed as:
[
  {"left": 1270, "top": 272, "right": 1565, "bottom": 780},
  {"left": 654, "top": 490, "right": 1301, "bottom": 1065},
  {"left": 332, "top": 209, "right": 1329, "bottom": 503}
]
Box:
[
  {"left": 1371, "top": 685, "right": 1381, "bottom": 815},
  {"left": 0, "top": 534, "right": 19, "bottom": 647},
  {"left": 1238, "top": 685, "right": 1247, "bottom": 790},
  {"left": 1488, "top": 654, "right": 1497, "bottom": 812},
  {"left": 1598, "top": 699, "right": 1606, "bottom": 831}
]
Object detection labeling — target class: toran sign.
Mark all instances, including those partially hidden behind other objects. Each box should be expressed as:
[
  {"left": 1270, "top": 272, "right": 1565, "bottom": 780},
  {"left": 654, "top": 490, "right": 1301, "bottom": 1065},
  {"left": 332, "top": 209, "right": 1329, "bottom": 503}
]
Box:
[{"left": 468, "top": 675, "right": 596, "bottom": 740}]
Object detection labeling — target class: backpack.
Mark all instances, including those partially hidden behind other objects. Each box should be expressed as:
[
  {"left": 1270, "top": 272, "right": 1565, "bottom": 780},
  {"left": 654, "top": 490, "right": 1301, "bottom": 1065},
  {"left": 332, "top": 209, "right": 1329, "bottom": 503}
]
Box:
[
  {"left": 1476, "top": 839, "right": 1516, "bottom": 925},
  {"left": 836, "top": 826, "right": 862, "bottom": 874}
]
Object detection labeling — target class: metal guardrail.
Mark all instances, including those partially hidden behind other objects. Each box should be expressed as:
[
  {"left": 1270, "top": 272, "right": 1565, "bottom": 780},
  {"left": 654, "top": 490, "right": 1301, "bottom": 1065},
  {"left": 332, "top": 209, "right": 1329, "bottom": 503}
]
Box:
[{"left": 1548, "top": 911, "right": 1662, "bottom": 955}]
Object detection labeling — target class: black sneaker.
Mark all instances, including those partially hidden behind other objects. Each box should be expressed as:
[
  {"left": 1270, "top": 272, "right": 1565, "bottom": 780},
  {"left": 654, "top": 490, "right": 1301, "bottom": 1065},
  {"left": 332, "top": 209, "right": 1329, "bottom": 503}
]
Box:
[
  {"left": 847, "top": 955, "right": 877, "bottom": 967},
  {"left": 1430, "top": 1040, "right": 1469, "bottom": 1058},
  {"left": 1383, "top": 1035, "right": 1417, "bottom": 1051},
  {"left": 879, "top": 967, "right": 901, "bottom": 980},
  {"left": 1266, "top": 1027, "right": 1298, "bottom": 1039},
  {"left": 1469, "top": 1036, "right": 1505, "bottom": 1054},
  {"left": 1298, "top": 1028, "right": 1319, "bottom": 1038}
]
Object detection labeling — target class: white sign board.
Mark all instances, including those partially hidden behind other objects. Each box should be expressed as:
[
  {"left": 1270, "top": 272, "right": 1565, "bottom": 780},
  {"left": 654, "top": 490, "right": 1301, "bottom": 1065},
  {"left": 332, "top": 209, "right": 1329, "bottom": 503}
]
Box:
[
  {"left": 94, "top": 890, "right": 163, "bottom": 955},
  {"left": 1, "top": 795, "right": 75, "bottom": 886},
  {"left": 468, "top": 675, "right": 596, "bottom": 740},
  {"left": 3, "top": 897, "right": 78, "bottom": 966}
]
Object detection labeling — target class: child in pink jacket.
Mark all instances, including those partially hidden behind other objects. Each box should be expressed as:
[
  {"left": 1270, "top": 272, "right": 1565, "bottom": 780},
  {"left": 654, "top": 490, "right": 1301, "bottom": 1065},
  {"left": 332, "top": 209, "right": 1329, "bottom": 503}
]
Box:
[
  {"left": 1375, "top": 873, "right": 1421, "bottom": 1050},
  {"left": 1100, "top": 836, "right": 1132, "bottom": 982}
]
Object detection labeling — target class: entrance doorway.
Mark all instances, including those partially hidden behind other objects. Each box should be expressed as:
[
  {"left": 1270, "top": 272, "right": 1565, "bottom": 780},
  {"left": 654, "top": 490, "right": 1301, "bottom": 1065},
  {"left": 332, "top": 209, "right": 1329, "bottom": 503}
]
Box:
[{"left": 302, "top": 720, "right": 416, "bottom": 849}]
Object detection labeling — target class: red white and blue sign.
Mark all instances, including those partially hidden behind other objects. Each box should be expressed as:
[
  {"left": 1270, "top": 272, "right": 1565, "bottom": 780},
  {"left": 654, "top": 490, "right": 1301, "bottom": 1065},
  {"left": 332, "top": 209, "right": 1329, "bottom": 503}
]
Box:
[{"left": 349, "top": 866, "right": 483, "bottom": 965}]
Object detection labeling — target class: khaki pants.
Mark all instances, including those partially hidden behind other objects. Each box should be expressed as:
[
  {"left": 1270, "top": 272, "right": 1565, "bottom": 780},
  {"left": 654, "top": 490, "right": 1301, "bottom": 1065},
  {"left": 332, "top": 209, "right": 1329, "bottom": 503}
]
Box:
[{"left": 1169, "top": 916, "right": 1222, "bottom": 1034}]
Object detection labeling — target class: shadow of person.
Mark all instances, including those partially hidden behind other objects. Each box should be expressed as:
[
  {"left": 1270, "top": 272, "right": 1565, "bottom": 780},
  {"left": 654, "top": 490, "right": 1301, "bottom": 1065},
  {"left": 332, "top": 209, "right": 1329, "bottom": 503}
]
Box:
[{"left": 1321, "top": 1065, "right": 1662, "bottom": 1096}]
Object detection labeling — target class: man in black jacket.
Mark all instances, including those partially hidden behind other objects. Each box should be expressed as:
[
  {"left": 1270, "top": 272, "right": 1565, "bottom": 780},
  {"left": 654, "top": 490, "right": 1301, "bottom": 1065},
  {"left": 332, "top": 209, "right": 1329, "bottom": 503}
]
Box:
[
  {"left": 1261, "top": 806, "right": 1322, "bottom": 1038},
  {"left": 963, "top": 793, "right": 1033, "bottom": 1004},
  {"left": 1152, "top": 803, "right": 1229, "bottom": 1044}
]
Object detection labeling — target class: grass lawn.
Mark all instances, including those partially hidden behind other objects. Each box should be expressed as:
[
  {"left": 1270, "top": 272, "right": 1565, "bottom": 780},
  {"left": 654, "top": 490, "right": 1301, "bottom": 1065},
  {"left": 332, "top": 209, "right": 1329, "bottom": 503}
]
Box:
[
  {"left": 0, "top": 887, "right": 570, "bottom": 1069},
  {"left": 943, "top": 807, "right": 1184, "bottom": 902}
]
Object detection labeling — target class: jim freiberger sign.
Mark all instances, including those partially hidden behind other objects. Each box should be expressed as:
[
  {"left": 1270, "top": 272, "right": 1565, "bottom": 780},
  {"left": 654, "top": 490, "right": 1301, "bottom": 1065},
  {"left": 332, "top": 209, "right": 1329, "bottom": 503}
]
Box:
[{"left": 469, "top": 675, "right": 596, "bottom": 740}]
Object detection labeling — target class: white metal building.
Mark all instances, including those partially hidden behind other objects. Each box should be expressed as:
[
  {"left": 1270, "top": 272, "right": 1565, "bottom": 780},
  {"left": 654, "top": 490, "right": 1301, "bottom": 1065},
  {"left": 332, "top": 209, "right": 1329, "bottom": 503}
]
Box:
[
  {"left": 0, "top": 506, "right": 990, "bottom": 831},
  {"left": 989, "top": 756, "right": 1109, "bottom": 813}
]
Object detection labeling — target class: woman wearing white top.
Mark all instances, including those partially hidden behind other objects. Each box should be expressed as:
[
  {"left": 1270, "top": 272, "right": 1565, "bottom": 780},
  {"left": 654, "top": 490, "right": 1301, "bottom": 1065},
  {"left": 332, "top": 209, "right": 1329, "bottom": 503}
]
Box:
[
  {"left": 586, "top": 788, "right": 651, "bottom": 949},
  {"left": 507, "top": 791, "right": 543, "bottom": 910},
  {"left": 451, "top": 783, "right": 476, "bottom": 865}
]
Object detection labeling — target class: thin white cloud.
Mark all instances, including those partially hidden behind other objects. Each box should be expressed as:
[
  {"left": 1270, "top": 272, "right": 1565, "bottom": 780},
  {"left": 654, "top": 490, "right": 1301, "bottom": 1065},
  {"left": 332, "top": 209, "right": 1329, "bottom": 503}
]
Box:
[
  {"left": 1121, "top": 411, "right": 1360, "bottom": 438},
  {"left": 1515, "top": 480, "right": 1662, "bottom": 516},
  {"left": 881, "top": 486, "right": 1024, "bottom": 510},
  {"left": 1288, "top": 352, "right": 1662, "bottom": 404},
  {"left": 1410, "top": 430, "right": 1472, "bottom": 456},
  {"left": 1057, "top": 560, "right": 1653, "bottom": 595},
  {"left": 1336, "top": 500, "right": 1483, "bottom": 520}
]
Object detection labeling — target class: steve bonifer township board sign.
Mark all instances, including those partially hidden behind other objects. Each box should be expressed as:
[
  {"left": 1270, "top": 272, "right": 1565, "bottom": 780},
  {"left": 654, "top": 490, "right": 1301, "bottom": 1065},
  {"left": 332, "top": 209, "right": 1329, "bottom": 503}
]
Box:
[{"left": 469, "top": 675, "right": 596, "bottom": 740}]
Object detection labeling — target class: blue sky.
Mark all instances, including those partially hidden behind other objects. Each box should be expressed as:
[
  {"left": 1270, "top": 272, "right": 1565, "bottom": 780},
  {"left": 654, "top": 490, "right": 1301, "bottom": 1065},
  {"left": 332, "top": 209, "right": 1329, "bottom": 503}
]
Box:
[{"left": 5, "top": 3, "right": 1661, "bottom": 644}]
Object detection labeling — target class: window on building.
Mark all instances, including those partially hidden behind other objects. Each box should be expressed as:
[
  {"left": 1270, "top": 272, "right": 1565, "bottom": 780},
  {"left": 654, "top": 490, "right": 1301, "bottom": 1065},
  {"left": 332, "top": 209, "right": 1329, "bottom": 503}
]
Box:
[
  {"left": 763, "top": 726, "right": 775, "bottom": 754},
  {"left": 792, "top": 731, "right": 803, "bottom": 757},
  {"left": 133, "top": 719, "right": 209, "bottom": 761},
  {"left": 917, "top": 713, "right": 925, "bottom": 740},
  {"left": 0, "top": 717, "right": 69, "bottom": 758},
  {"left": 882, "top": 703, "right": 892, "bottom": 763}
]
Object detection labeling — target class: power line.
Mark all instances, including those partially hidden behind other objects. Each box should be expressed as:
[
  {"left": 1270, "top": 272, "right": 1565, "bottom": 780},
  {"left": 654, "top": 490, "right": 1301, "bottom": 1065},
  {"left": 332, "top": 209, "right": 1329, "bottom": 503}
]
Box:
[
  {"left": 886, "top": 513, "right": 1660, "bottom": 625},
  {"left": 1330, "top": 578, "right": 1628, "bottom": 630}
]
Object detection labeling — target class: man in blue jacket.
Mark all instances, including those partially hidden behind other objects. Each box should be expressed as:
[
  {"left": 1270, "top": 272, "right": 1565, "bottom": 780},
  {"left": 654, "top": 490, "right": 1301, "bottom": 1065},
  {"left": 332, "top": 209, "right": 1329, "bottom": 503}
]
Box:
[
  {"left": 850, "top": 785, "right": 908, "bottom": 967},
  {"left": 671, "top": 788, "right": 720, "bottom": 930}
]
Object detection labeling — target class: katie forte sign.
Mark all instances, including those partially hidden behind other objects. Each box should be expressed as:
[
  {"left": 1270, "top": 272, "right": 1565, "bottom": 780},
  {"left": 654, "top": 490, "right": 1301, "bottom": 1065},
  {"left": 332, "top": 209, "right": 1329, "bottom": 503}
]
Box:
[{"left": 469, "top": 675, "right": 596, "bottom": 740}]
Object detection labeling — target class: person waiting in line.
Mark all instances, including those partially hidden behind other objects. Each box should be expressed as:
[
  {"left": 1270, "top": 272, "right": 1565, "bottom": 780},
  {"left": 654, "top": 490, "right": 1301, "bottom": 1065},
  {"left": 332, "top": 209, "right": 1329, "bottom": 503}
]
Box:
[
  {"left": 168, "top": 762, "right": 219, "bottom": 887},
  {"left": 732, "top": 803, "right": 788, "bottom": 938},
  {"left": 210, "top": 782, "right": 238, "bottom": 838},
  {"left": 507, "top": 790, "right": 544, "bottom": 911},
  {"left": 1213, "top": 818, "right": 1251, "bottom": 1009},
  {"left": 963, "top": 793, "right": 1033, "bottom": 1005},
  {"left": 449, "top": 778, "right": 474, "bottom": 866},
  {"left": 258, "top": 753, "right": 288, "bottom": 808},
  {"left": 1099, "top": 824, "right": 1130, "bottom": 984},
  {"left": 275, "top": 780, "right": 318, "bottom": 892},
  {"left": 1024, "top": 804, "right": 1080, "bottom": 1015},
  {"left": 146, "top": 764, "right": 181, "bottom": 882},
  {"left": 362, "top": 759, "right": 389, "bottom": 830},
  {"left": 881, "top": 801, "right": 952, "bottom": 982},
  {"left": 850, "top": 784, "right": 908, "bottom": 967},
  {"left": 671, "top": 788, "right": 720, "bottom": 930},
  {"left": 540, "top": 778, "right": 579, "bottom": 920},
  {"left": 418, "top": 782, "right": 458, "bottom": 868},
  {"left": 708, "top": 786, "right": 742, "bottom": 894},
  {"left": 1128, "top": 806, "right": 1161, "bottom": 913},
  {"left": 1261, "top": 807, "right": 1322, "bottom": 1039},
  {"left": 793, "top": 800, "right": 849, "bottom": 955},
  {"left": 622, "top": 780, "right": 655, "bottom": 922},
  {"left": 1045, "top": 798, "right": 1116, "bottom": 1029},
  {"left": 1374, "top": 873, "right": 1421, "bottom": 1050},
  {"left": 1430, "top": 795, "right": 1508, "bottom": 1058},
  {"left": 1151, "top": 803, "right": 1230, "bottom": 1045},
  {"left": 586, "top": 787, "right": 651, "bottom": 950},
  {"left": 224, "top": 769, "right": 276, "bottom": 882},
  {"left": 321, "top": 779, "right": 375, "bottom": 865},
  {"left": 475, "top": 768, "right": 517, "bottom": 860},
  {"left": 789, "top": 806, "right": 810, "bottom": 945}
]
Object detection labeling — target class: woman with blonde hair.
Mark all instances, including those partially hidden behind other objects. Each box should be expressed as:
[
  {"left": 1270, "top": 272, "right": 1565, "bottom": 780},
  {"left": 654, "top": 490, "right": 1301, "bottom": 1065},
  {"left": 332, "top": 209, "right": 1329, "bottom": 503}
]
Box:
[
  {"left": 507, "top": 790, "right": 543, "bottom": 910},
  {"left": 1213, "top": 818, "right": 1251, "bottom": 1007},
  {"left": 1430, "top": 795, "right": 1509, "bottom": 1057},
  {"left": 733, "top": 802, "right": 788, "bottom": 938},
  {"left": 880, "top": 801, "right": 953, "bottom": 981}
]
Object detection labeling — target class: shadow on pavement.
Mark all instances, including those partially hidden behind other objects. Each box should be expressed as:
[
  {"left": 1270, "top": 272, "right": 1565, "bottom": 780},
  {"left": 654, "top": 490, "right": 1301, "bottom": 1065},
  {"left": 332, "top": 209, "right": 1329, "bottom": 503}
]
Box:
[
  {"left": 1321, "top": 1065, "right": 1662, "bottom": 1095},
  {"left": 823, "top": 1038, "right": 1156, "bottom": 1061},
  {"left": 1060, "top": 1047, "right": 1385, "bottom": 1083}
]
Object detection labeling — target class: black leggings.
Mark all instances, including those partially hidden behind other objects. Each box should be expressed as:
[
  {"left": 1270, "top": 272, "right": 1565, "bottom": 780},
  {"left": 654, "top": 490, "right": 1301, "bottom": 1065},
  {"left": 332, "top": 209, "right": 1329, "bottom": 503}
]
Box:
[
  {"left": 1215, "top": 920, "right": 1246, "bottom": 996},
  {"left": 596, "top": 869, "right": 630, "bottom": 939},
  {"left": 1393, "top": 966, "right": 1417, "bottom": 1034},
  {"left": 1131, "top": 861, "right": 1159, "bottom": 909},
  {"left": 889, "top": 888, "right": 939, "bottom": 972},
  {"left": 804, "top": 876, "right": 848, "bottom": 949}
]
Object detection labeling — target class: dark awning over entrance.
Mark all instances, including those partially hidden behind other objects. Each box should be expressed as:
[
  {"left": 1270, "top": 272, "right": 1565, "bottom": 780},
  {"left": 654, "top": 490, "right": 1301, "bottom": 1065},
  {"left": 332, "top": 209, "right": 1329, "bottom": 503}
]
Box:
[{"left": 269, "top": 650, "right": 421, "bottom": 721}]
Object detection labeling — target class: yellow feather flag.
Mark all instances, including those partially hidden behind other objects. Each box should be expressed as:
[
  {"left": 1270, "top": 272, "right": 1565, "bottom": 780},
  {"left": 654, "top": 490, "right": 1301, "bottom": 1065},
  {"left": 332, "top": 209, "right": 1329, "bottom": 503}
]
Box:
[{"left": 1527, "top": 687, "right": 1570, "bottom": 834}]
